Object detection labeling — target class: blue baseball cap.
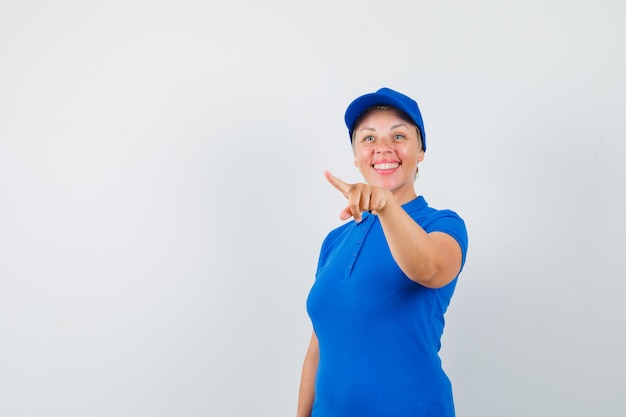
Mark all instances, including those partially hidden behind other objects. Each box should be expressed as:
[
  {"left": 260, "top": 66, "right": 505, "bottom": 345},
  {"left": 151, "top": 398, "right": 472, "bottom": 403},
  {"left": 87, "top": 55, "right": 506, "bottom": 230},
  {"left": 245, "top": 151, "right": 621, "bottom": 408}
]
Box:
[{"left": 344, "top": 87, "right": 426, "bottom": 151}]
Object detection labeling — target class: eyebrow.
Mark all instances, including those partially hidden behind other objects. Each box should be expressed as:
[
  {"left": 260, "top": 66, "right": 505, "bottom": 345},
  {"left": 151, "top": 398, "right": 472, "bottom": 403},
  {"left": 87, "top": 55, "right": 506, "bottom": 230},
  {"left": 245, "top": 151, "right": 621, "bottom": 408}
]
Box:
[{"left": 358, "top": 123, "right": 410, "bottom": 132}]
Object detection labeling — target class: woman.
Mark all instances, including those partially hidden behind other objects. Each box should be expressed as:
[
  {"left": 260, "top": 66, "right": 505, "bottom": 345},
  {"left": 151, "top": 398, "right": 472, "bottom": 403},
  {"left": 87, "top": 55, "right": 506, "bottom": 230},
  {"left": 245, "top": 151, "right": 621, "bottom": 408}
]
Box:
[{"left": 297, "top": 87, "right": 469, "bottom": 417}]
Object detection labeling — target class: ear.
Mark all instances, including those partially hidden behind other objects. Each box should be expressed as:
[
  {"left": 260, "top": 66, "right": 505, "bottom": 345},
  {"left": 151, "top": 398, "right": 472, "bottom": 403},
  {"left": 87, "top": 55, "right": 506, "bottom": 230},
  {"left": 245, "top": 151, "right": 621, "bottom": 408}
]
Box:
[
  {"left": 417, "top": 149, "right": 425, "bottom": 163},
  {"left": 353, "top": 152, "right": 359, "bottom": 167}
]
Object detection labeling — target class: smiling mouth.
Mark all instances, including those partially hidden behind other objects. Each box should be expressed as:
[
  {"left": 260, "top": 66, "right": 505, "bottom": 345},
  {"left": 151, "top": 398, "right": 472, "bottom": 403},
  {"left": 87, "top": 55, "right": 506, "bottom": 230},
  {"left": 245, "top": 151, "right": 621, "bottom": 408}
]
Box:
[{"left": 373, "top": 162, "right": 400, "bottom": 170}]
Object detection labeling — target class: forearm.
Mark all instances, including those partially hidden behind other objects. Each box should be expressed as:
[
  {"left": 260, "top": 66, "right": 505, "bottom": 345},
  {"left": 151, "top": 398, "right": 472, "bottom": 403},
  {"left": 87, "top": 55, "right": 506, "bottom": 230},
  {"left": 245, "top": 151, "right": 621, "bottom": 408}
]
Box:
[
  {"left": 296, "top": 332, "right": 319, "bottom": 417},
  {"left": 377, "top": 200, "right": 460, "bottom": 288}
]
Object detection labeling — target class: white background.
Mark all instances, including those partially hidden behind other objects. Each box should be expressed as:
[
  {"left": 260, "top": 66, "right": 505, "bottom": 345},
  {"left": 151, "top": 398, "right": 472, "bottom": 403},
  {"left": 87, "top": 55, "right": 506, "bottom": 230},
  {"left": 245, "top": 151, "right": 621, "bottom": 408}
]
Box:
[{"left": 1, "top": 1, "right": 625, "bottom": 416}]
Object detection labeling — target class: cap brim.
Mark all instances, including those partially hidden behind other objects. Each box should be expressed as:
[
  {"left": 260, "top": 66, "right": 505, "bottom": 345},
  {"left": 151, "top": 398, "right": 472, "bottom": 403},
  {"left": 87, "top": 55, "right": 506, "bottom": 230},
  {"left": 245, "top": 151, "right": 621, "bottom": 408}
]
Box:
[{"left": 344, "top": 92, "right": 408, "bottom": 134}]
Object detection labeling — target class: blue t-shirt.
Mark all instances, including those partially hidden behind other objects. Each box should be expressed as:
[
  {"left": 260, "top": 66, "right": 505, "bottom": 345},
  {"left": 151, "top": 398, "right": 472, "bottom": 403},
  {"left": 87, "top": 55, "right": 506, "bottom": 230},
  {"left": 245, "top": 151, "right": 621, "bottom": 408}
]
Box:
[{"left": 306, "top": 196, "right": 468, "bottom": 417}]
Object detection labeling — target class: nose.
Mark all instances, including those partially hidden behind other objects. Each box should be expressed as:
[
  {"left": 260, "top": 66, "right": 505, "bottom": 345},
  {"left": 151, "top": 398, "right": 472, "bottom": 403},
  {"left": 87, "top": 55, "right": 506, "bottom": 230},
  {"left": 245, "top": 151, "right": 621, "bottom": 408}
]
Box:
[{"left": 375, "top": 136, "right": 393, "bottom": 152}]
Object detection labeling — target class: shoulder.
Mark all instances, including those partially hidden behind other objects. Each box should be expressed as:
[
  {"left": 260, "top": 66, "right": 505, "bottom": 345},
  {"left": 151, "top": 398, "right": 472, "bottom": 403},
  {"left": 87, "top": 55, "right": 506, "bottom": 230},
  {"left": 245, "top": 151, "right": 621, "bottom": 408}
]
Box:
[
  {"left": 407, "top": 197, "right": 469, "bottom": 264},
  {"left": 404, "top": 197, "right": 466, "bottom": 232}
]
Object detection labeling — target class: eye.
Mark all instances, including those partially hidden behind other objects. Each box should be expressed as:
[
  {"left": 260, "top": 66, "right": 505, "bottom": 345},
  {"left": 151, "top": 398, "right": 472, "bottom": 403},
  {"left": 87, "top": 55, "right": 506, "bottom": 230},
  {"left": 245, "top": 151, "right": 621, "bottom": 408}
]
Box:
[
  {"left": 362, "top": 135, "right": 375, "bottom": 142},
  {"left": 393, "top": 134, "right": 405, "bottom": 141}
]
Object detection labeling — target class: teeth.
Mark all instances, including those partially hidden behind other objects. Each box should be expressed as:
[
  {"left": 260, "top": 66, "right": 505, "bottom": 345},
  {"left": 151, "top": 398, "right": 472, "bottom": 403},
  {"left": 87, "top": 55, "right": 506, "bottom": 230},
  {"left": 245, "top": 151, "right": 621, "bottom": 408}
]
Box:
[{"left": 373, "top": 163, "right": 399, "bottom": 170}]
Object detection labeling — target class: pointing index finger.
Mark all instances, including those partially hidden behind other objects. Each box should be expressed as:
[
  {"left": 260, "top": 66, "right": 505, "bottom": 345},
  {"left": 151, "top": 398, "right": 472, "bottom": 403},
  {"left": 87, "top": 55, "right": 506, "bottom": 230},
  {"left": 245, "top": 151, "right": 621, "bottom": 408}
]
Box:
[{"left": 324, "top": 170, "right": 351, "bottom": 197}]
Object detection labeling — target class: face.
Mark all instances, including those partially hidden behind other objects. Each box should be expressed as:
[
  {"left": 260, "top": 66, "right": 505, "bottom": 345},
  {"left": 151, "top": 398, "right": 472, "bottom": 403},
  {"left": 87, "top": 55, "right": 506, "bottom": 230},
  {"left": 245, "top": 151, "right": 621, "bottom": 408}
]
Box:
[{"left": 352, "top": 108, "right": 424, "bottom": 204}]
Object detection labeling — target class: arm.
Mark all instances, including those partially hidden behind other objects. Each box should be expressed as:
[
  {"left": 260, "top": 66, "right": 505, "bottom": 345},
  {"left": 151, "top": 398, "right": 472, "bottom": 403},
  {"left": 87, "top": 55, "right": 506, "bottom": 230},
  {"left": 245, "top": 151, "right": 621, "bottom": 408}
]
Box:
[
  {"left": 376, "top": 199, "right": 462, "bottom": 288},
  {"left": 324, "top": 170, "right": 462, "bottom": 288},
  {"left": 296, "top": 331, "right": 319, "bottom": 417}
]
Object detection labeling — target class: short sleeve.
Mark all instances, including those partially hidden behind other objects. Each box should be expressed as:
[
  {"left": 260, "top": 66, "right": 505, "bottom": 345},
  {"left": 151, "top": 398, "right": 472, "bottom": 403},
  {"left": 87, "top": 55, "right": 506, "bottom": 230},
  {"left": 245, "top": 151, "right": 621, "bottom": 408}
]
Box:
[{"left": 421, "top": 209, "right": 468, "bottom": 271}]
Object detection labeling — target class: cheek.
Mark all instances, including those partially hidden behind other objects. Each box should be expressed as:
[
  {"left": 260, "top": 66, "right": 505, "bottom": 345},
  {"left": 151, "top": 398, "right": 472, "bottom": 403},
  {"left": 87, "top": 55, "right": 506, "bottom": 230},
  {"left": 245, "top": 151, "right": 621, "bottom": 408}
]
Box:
[
  {"left": 397, "top": 148, "right": 417, "bottom": 162},
  {"left": 402, "top": 145, "right": 422, "bottom": 162},
  {"left": 353, "top": 149, "right": 369, "bottom": 166}
]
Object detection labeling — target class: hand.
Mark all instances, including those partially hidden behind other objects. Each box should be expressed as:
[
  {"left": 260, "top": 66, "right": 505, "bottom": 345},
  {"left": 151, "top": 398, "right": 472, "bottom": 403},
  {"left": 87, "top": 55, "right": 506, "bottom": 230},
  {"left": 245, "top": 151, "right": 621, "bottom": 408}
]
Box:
[{"left": 324, "top": 170, "right": 392, "bottom": 222}]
